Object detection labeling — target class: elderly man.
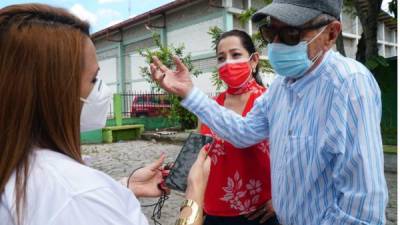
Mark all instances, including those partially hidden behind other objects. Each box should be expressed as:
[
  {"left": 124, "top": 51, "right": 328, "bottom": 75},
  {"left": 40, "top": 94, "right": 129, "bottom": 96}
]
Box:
[{"left": 150, "top": 0, "right": 388, "bottom": 224}]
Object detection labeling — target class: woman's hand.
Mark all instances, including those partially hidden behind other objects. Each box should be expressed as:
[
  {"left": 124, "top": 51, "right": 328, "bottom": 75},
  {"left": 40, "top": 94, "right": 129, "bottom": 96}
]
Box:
[
  {"left": 126, "top": 154, "right": 170, "bottom": 198},
  {"left": 150, "top": 55, "right": 194, "bottom": 98},
  {"left": 244, "top": 200, "right": 275, "bottom": 223},
  {"left": 177, "top": 146, "right": 210, "bottom": 225},
  {"left": 185, "top": 146, "right": 211, "bottom": 206}
]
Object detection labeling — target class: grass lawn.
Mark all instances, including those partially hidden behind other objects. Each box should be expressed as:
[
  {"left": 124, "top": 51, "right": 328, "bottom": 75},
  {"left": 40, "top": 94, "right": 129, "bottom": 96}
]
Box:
[{"left": 383, "top": 145, "right": 397, "bottom": 154}]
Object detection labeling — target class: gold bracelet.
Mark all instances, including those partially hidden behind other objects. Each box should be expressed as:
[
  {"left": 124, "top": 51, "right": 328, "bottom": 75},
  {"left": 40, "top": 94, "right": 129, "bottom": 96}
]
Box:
[{"left": 175, "top": 199, "right": 200, "bottom": 225}]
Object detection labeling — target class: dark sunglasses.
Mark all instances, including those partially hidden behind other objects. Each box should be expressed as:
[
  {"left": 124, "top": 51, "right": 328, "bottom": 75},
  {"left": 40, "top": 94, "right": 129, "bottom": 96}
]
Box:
[{"left": 259, "top": 20, "right": 332, "bottom": 46}]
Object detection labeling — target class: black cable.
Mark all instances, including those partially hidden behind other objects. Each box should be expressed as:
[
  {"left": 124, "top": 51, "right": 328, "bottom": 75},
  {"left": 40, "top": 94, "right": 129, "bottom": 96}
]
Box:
[
  {"left": 152, "top": 191, "right": 169, "bottom": 225},
  {"left": 127, "top": 166, "right": 170, "bottom": 225},
  {"left": 126, "top": 166, "right": 143, "bottom": 189}
]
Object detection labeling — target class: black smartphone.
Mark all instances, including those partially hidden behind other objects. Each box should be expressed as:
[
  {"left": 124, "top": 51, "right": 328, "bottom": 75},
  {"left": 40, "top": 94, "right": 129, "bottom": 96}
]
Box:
[{"left": 165, "top": 132, "right": 213, "bottom": 192}]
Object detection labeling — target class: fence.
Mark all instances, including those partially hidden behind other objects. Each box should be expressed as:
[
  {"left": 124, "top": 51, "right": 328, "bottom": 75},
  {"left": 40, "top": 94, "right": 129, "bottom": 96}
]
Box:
[
  {"left": 107, "top": 92, "right": 173, "bottom": 118},
  {"left": 107, "top": 91, "right": 220, "bottom": 119}
]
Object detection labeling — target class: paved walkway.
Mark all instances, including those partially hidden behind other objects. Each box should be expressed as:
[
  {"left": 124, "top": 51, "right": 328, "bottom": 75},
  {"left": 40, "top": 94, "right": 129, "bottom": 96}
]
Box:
[
  {"left": 82, "top": 139, "right": 397, "bottom": 225},
  {"left": 384, "top": 153, "right": 397, "bottom": 225}
]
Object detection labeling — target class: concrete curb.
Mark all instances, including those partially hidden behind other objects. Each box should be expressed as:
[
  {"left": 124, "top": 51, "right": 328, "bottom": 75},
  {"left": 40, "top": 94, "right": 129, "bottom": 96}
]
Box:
[{"left": 140, "top": 132, "right": 189, "bottom": 144}]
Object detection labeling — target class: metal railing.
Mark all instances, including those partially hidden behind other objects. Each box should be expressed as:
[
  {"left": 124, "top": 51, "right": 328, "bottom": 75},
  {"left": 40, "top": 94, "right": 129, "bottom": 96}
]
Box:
[
  {"left": 121, "top": 92, "right": 172, "bottom": 118},
  {"left": 107, "top": 91, "right": 220, "bottom": 119}
]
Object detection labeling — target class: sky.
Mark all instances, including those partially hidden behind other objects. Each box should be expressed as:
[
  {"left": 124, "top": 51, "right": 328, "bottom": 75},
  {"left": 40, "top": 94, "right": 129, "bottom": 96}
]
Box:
[
  {"left": 0, "top": 0, "right": 393, "bottom": 33},
  {"left": 0, "top": 0, "right": 174, "bottom": 33}
]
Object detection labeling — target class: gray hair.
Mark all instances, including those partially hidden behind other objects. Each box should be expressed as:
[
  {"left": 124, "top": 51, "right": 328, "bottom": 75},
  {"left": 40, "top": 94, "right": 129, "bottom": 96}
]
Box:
[{"left": 302, "top": 13, "right": 338, "bottom": 28}]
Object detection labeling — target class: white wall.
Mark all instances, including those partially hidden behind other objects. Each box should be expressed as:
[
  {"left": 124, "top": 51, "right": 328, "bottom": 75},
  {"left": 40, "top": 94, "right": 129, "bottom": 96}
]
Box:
[
  {"left": 192, "top": 72, "right": 217, "bottom": 94},
  {"left": 130, "top": 53, "right": 153, "bottom": 92},
  {"left": 167, "top": 17, "right": 224, "bottom": 55},
  {"left": 98, "top": 57, "right": 118, "bottom": 92},
  {"left": 98, "top": 57, "right": 118, "bottom": 116}
]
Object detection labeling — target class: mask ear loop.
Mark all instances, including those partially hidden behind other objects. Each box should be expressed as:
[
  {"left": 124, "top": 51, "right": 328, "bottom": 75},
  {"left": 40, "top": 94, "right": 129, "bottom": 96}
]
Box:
[
  {"left": 311, "top": 50, "right": 324, "bottom": 63},
  {"left": 307, "top": 25, "right": 327, "bottom": 45},
  {"left": 80, "top": 79, "right": 103, "bottom": 103},
  {"left": 308, "top": 26, "right": 327, "bottom": 64},
  {"left": 248, "top": 52, "right": 257, "bottom": 72}
]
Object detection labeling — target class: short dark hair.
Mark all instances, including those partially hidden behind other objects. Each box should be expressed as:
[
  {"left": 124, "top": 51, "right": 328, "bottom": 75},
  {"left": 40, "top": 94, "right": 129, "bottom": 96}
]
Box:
[{"left": 216, "top": 29, "right": 264, "bottom": 87}]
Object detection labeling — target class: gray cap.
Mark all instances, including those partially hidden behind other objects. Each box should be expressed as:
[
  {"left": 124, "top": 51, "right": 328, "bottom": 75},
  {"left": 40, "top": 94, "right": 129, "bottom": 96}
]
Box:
[{"left": 252, "top": 0, "right": 343, "bottom": 26}]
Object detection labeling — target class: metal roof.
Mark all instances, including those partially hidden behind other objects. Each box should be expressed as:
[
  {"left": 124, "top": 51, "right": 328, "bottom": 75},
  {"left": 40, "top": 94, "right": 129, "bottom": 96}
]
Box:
[{"left": 91, "top": 0, "right": 193, "bottom": 40}]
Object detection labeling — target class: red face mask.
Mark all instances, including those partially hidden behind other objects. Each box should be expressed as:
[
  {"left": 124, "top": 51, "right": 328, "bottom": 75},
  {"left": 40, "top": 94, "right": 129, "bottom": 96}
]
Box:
[{"left": 218, "top": 56, "right": 253, "bottom": 88}]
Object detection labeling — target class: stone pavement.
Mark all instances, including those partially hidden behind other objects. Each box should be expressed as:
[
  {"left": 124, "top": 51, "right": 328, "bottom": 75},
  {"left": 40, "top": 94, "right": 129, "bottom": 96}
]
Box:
[
  {"left": 82, "top": 140, "right": 184, "bottom": 225},
  {"left": 82, "top": 139, "right": 397, "bottom": 225},
  {"left": 384, "top": 153, "right": 397, "bottom": 225}
]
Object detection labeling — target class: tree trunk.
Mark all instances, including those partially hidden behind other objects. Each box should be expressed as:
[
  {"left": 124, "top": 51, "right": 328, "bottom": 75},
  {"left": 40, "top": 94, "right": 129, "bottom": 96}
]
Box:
[
  {"left": 336, "top": 31, "right": 346, "bottom": 56},
  {"left": 356, "top": 32, "right": 366, "bottom": 62},
  {"left": 353, "top": 0, "right": 383, "bottom": 62}
]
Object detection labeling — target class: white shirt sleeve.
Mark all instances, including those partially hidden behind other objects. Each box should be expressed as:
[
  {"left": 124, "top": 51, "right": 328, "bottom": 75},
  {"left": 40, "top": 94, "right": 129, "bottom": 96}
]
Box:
[{"left": 49, "top": 187, "right": 149, "bottom": 225}]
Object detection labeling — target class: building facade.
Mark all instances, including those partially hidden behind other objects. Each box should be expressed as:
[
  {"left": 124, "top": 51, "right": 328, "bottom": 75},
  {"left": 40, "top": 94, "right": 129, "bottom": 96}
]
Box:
[{"left": 91, "top": 0, "right": 398, "bottom": 96}]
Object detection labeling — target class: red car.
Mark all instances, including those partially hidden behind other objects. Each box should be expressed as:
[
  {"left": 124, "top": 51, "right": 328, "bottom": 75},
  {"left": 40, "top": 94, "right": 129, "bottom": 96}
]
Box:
[{"left": 130, "top": 94, "right": 171, "bottom": 117}]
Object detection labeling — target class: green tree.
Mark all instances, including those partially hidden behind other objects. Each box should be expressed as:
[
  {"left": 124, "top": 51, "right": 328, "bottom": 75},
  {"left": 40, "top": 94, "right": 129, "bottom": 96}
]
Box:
[
  {"left": 352, "top": 0, "right": 385, "bottom": 69},
  {"left": 139, "top": 33, "right": 201, "bottom": 129},
  {"left": 389, "top": 0, "right": 397, "bottom": 18}
]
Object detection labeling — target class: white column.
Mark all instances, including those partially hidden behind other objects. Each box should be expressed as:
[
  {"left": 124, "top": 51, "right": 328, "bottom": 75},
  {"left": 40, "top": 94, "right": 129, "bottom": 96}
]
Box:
[
  {"left": 355, "top": 16, "right": 359, "bottom": 44},
  {"left": 248, "top": 0, "right": 253, "bottom": 34},
  {"left": 382, "top": 23, "right": 386, "bottom": 57},
  {"left": 352, "top": 16, "right": 359, "bottom": 58}
]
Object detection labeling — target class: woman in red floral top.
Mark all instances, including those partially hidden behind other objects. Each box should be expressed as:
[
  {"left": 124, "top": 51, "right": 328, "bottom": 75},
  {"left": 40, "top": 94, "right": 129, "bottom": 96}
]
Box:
[{"left": 200, "top": 30, "right": 279, "bottom": 225}]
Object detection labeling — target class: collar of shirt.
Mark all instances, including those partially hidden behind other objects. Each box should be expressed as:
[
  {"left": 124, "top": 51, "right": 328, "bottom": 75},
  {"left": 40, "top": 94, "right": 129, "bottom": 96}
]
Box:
[{"left": 281, "top": 50, "right": 333, "bottom": 98}]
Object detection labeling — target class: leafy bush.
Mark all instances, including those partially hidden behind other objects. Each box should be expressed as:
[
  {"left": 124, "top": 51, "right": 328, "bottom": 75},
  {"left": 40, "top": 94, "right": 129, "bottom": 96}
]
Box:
[{"left": 139, "top": 33, "right": 201, "bottom": 130}]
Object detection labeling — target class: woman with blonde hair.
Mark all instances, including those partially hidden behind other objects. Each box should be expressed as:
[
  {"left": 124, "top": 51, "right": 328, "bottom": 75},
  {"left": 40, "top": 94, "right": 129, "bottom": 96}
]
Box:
[{"left": 0, "top": 4, "right": 209, "bottom": 225}]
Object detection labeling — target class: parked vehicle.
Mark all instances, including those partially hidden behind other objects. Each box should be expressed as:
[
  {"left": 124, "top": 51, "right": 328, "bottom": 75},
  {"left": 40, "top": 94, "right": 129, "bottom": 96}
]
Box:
[{"left": 130, "top": 94, "right": 171, "bottom": 117}]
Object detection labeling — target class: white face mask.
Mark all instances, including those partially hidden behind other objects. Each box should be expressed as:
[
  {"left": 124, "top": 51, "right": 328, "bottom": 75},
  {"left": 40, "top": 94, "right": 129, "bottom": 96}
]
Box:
[{"left": 80, "top": 79, "right": 112, "bottom": 132}]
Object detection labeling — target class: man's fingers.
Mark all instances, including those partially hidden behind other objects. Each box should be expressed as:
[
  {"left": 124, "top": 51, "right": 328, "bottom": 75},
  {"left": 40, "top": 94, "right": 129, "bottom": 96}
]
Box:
[
  {"left": 152, "top": 56, "right": 169, "bottom": 73},
  {"left": 244, "top": 210, "right": 255, "bottom": 218},
  {"left": 150, "top": 63, "right": 163, "bottom": 81},
  {"left": 259, "top": 212, "right": 274, "bottom": 223},
  {"left": 247, "top": 208, "right": 265, "bottom": 220},
  {"left": 173, "top": 55, "right": 188, "bottom": 72}
]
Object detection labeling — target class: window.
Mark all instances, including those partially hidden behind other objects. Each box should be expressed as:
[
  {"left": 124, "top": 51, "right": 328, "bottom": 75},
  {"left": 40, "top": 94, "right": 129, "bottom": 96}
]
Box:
[
  {"left": 378, "top": 22, "right": 384, "bottom": 41},
  {"left": 385, "top": 27, "right": 394, "bottom": 43}
]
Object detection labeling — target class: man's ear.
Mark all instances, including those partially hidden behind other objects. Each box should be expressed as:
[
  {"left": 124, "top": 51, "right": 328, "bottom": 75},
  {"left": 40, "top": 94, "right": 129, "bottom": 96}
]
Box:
[{"left": 326, "top": 21, "right": 342, "bottom": 48}]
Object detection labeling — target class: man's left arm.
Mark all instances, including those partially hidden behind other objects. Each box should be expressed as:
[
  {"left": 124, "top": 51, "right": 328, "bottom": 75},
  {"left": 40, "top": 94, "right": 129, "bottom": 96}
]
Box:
[{"left": 321, "top": 74, "right": 388, "bottom": 224}]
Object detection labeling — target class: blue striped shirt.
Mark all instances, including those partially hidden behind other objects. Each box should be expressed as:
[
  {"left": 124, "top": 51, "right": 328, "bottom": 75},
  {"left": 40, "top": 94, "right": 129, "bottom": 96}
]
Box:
[{"left": 182, "top": 50, "right": 388, "bottom": 224}]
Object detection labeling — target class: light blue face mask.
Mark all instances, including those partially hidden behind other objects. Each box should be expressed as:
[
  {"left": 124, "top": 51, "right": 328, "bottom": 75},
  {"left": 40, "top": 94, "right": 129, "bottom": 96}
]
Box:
[{"left": 268, "top": 26, "right": 326, "bottom": 78}]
